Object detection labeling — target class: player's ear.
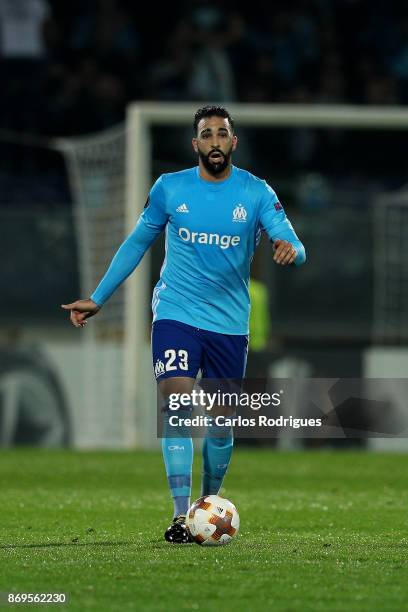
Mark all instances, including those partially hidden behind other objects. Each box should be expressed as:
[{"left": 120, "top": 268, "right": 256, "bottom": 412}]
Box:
[
  {"left": 192, "top": 137, "right": 198, "bottom": 153},
  {"left": 232, "top": 135, "right": 238, "bottom": 151}
]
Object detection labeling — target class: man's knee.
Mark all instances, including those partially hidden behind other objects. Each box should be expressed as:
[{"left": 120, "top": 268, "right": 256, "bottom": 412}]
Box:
[{"left": 158, "top": 376, "right": 195, "bottom": 401}]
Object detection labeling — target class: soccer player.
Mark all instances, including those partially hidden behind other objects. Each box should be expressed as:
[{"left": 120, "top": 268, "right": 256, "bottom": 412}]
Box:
[{"left": 62, "top": 105, "right": 306, "bottom": 543}]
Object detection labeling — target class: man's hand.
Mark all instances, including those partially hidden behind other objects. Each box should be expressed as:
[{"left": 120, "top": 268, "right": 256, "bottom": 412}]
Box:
[
  {"left": 273, "top": 239, "right": 297, "bottom": 265},
  {"left": 61, "top": 299, "right": 101, "bottom": 328}
]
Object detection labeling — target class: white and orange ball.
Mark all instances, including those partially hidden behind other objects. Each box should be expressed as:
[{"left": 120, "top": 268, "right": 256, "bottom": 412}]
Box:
[{"left": 186, "top": 495, "right": 239, "bottom": 546}]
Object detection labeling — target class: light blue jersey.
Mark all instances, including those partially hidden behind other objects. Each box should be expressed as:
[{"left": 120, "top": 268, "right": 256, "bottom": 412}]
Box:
[{"left": 91, "top": 166, "right": 306, "bottom": 334}]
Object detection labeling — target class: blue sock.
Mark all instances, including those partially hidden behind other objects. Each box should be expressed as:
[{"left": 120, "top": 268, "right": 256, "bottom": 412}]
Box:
[
  {"left": 161, "top": 407, "right": 193, "bottom": 518},
  {"left": 201, "top": 421, "right": 233, "bottom": 496}
]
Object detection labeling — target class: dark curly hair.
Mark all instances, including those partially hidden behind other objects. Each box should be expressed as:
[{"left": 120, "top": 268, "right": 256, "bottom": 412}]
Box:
[{"left": 193, "top": 105, "right": 234, "bottom": 135}]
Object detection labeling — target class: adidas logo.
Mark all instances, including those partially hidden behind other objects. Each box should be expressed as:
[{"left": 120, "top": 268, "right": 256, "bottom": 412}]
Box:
[
  {"left": 154, "top": 359, "right": 165, "bottom": 378},
  {"left": 176, "top": 203, "right": 189, "bottom": 213}
]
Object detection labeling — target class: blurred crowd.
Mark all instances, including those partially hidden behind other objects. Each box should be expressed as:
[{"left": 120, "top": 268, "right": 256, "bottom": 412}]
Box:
[
  {"left": 1, "top": 0, "right": 408, "bottom": 204},
  {"left": 1, "top": 0, "right": 408, "bottom": 135}
]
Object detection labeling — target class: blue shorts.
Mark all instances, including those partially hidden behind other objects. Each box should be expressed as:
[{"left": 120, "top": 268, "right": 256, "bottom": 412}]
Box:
[{"left": 151, "top": 319, "right": 248, "bottom": 381}]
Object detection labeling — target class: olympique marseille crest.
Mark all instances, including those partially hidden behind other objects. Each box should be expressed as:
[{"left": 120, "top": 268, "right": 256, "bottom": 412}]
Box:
[
  {"left": 154, "top": 359, "right": 165, "bottom": 378},
  {"left": 232, "top": 205, "right": 247, "bottom": 222}
]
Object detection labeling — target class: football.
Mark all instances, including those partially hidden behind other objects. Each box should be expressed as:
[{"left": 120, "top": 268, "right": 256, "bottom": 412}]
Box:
[{"left": 186, "top": 495, "right": 239, "bottom": 546}]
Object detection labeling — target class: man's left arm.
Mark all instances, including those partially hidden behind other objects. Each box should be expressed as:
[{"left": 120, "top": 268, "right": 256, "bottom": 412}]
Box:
[{"left": 258, "top": 184, "right": 306, "bottom": 267}]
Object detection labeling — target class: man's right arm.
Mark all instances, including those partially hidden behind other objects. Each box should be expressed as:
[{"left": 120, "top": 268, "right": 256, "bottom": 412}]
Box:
[
  {"left": 61, "top": 176, "right": 168, "bottom": 324},
  {"left": 90, "top": 213, "right": 167, "bottom": 306}
]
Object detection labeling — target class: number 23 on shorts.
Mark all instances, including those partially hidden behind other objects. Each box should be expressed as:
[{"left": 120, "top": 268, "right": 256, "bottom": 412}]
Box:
[
  {"left": 164, "top": 349, "right": 189, "bottom": 372},
  {"left": 154, "top": 348, "right": 190, "bottom": 379}
]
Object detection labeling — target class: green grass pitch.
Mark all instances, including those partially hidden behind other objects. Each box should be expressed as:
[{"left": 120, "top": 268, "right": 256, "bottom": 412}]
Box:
[{"left": 1, "top": 449, "right": 408, "bottom": 611}]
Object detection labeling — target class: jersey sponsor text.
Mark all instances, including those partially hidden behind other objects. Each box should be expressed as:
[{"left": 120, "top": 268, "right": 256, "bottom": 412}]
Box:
[{"left": 178, "top": 227, "right": 240, "bottom": 249}]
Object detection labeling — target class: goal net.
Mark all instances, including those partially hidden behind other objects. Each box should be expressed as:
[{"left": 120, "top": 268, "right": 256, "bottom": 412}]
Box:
[
  {"left": 59, "top": 103, "right": 408, "bottom": 449},
  {"left": 373, "top": 187, "right": 408, "bottom": 343},
  {"left": 59, "top": 126, "right": 130, "bottom": 446}
]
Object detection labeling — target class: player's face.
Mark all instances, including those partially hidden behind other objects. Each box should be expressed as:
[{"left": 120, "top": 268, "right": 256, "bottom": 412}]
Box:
[{"left": 192, "top": 116, "right": 237, "bottom": 176}]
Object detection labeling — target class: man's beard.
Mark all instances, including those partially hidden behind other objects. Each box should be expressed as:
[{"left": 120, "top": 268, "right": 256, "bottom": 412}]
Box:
[{"left": 198, "top": 146, "right": 233, "bottom": 176}]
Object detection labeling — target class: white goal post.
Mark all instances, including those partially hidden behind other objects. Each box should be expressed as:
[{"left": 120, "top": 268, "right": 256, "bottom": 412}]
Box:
[{"left": 62, "top": 103, "right": 408, "bottom": 448}]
